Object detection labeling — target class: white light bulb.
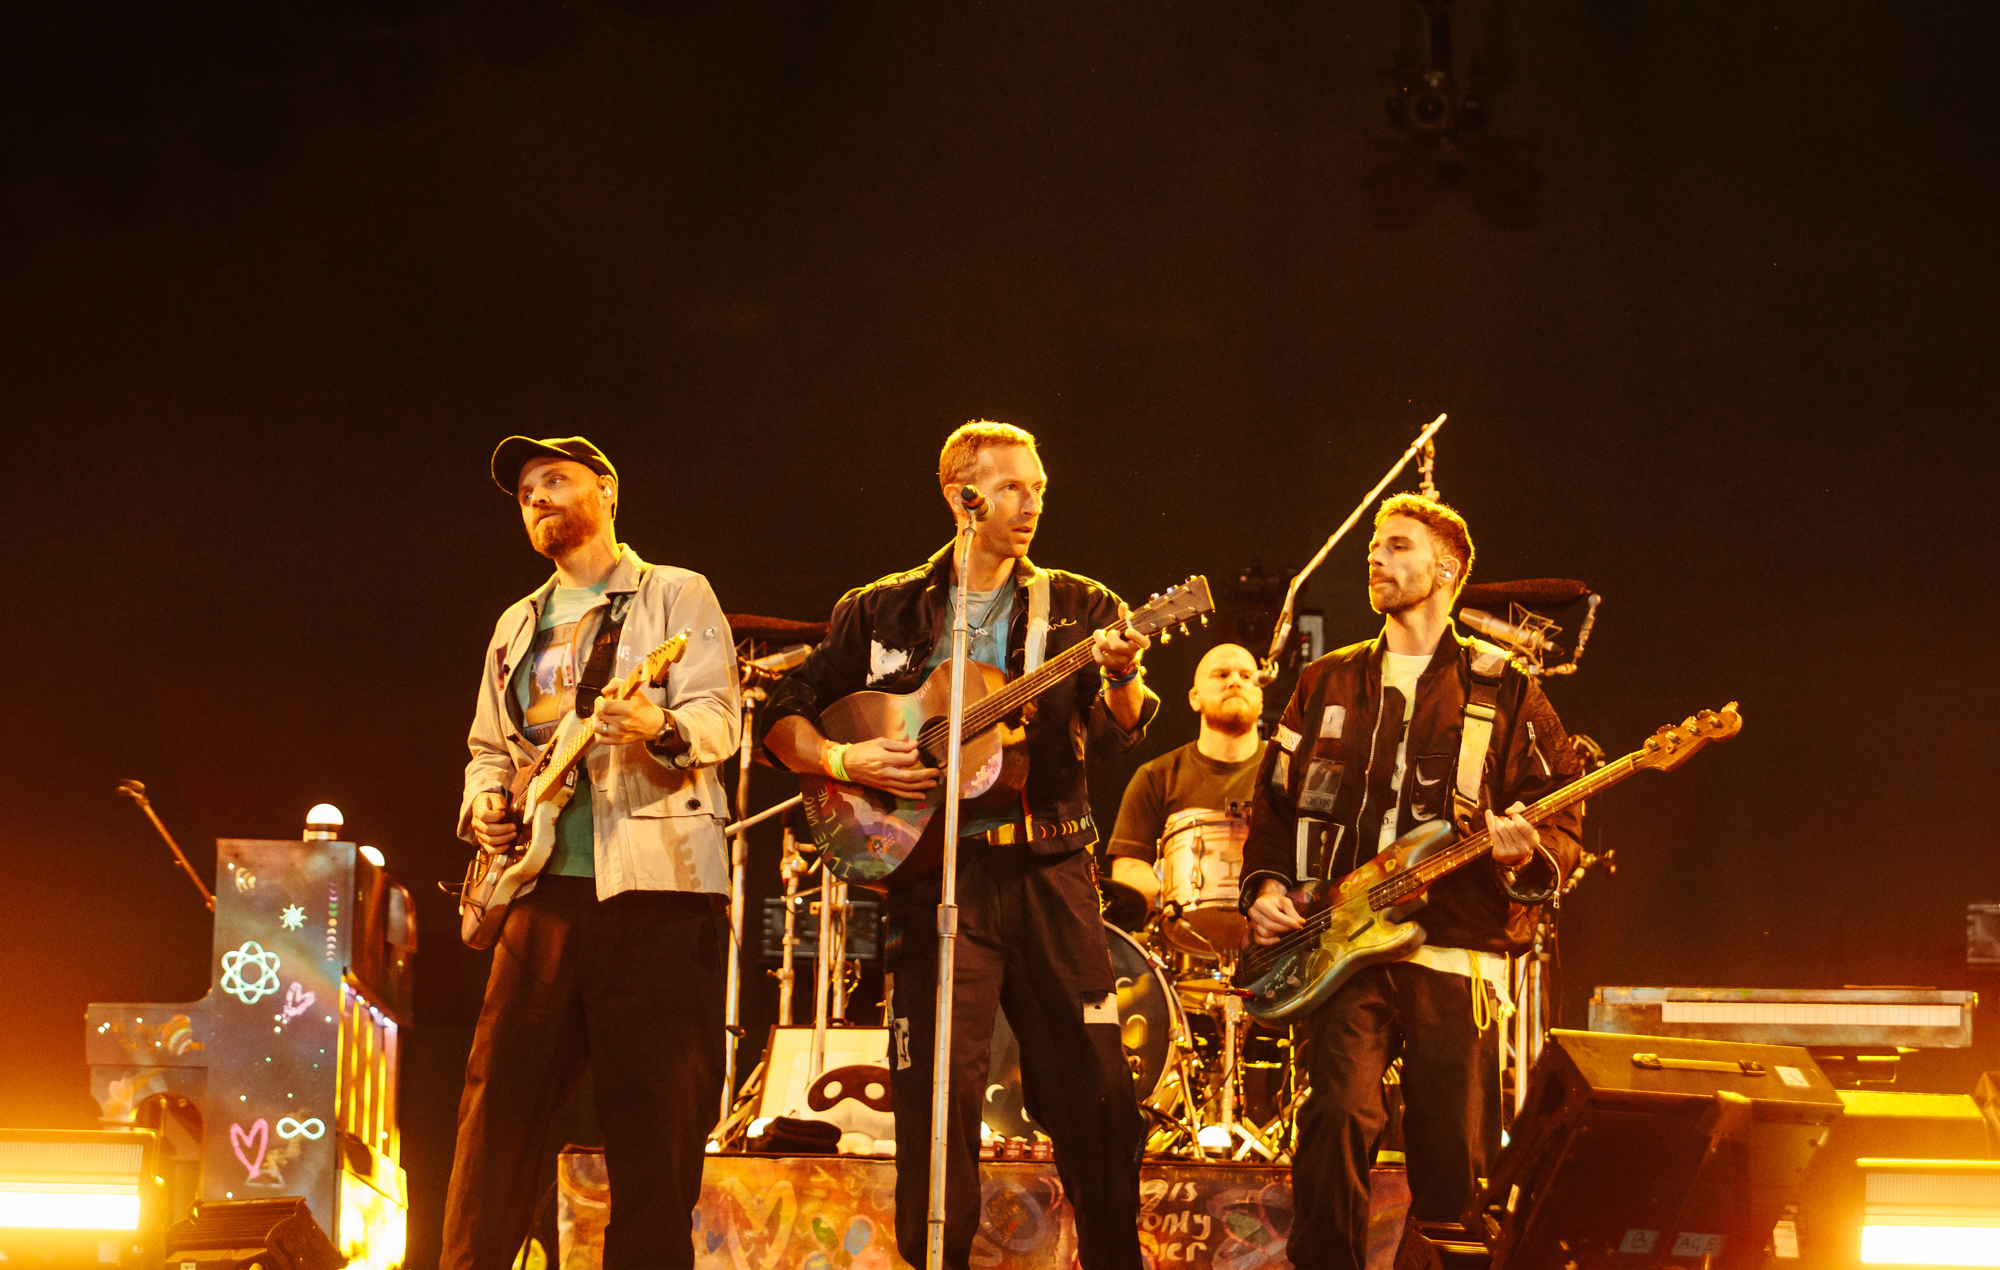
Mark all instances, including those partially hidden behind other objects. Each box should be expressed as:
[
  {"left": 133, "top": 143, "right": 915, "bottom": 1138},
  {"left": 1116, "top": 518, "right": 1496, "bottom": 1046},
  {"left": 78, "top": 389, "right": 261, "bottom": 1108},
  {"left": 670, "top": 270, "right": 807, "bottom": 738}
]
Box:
[
  {"left": 359, "top": 845, "right": 385, "bottom": 867},
  {"left": 306, "top": 803, "right": 344, "bottom": 827}
]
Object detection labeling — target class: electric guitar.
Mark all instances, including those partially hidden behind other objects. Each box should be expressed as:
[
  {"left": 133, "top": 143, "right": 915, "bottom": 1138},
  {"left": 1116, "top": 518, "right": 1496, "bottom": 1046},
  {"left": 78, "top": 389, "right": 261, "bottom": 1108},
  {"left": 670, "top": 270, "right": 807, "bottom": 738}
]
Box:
[
  {"left": 1236, "top": 702, "right": 1743, "bottom": 1023},
  {"left": 458, "top": 630, "right": 690, "bottom": 949},
  {"left": 803, "top": 577, "right": 1215, "bottom": 890}
]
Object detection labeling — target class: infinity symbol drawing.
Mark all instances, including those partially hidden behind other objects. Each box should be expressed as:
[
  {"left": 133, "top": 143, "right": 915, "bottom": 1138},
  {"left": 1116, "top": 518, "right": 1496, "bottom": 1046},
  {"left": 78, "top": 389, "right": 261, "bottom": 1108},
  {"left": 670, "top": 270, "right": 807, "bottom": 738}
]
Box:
[{"left": 276, "top": 1117, "right": 326, "bottom": 1140}]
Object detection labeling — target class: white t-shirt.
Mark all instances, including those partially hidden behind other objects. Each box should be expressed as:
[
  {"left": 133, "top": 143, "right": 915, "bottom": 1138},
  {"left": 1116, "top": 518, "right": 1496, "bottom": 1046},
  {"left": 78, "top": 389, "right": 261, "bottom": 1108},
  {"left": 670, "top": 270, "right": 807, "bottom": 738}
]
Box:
[
  {"left": 1377, "top": 651, "right": 1431, "bottom": 852},
  {"left": 1377, "top": 646, "right": 1513, "bottom": 997}
]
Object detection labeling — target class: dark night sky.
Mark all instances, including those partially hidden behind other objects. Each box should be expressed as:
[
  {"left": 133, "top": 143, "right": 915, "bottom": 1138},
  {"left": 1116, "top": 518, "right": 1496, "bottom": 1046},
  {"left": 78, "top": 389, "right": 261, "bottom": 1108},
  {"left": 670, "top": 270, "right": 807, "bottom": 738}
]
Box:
[{"left": 5, "top": 2, "right": 1998, "bottom": 1265}]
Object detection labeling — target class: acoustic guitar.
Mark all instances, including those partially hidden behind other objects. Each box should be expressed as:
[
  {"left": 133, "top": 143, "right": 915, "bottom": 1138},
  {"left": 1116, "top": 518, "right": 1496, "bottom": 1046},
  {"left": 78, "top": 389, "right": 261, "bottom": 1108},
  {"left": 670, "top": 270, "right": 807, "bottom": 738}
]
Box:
[
  {"left": 803, "top": 578, "right": 1215, "bottom": 890},
  {"left": 457, "top": 630, "right": 689, "bottom": 949},
  {"left": 1235, "top": 702, "right": 1742, "bottom": 1023}
]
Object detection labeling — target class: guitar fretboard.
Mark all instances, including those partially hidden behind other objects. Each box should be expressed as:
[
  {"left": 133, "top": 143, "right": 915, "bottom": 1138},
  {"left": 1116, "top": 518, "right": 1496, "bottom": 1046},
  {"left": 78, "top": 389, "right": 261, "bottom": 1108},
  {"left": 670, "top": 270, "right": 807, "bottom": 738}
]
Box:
[{"left": 1365, "top": 750, "right": 1644, "bottom": 910}]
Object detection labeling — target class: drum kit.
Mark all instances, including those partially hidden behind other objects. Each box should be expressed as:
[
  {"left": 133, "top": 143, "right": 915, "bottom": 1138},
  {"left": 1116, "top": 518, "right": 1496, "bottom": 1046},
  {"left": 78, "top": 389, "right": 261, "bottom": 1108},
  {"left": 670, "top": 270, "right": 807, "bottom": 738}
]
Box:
[
  {"left": 988, "top": 804, "right": 1303, "bottom": 1162},
  {"left": 1119, "top": 805, "right": 1299, "bottom": 1160}
]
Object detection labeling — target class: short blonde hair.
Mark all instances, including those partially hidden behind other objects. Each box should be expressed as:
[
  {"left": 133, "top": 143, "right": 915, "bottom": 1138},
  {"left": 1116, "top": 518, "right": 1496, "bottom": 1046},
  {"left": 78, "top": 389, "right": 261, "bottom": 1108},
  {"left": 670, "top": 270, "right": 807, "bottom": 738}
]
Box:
[{"left": 939, "top": 420, "right": 1037, "bottom": 487}]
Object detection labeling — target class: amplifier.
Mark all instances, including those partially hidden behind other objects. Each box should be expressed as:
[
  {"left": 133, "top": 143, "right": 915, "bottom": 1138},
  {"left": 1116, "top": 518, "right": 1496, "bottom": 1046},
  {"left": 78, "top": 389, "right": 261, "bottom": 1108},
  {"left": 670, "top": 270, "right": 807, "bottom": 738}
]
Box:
[
  {"left": 1477, "top": 1029, "right": 1844, "bottom": 1270},
  {"left": 758, "top": 895, "right": 882, "bottom": 963}
]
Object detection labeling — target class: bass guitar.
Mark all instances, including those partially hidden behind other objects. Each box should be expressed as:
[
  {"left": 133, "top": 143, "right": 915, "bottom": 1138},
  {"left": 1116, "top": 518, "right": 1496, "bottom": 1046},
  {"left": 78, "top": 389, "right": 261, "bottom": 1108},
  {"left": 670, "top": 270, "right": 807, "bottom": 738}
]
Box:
[
  {"left": 1236, "top": 702, "right": 1743, "bottom": 1023},
  {"left": 458, "top": 630, "right": 690, "bottom": 949},
  {"left": 804, "top": 577, "right": 1215, "bottom": 890}
]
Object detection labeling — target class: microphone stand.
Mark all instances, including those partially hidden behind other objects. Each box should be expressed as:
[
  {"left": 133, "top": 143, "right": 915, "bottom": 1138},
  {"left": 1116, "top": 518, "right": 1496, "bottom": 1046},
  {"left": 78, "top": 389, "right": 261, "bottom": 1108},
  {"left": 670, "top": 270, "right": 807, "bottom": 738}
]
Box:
[
  {"left": 925, "top": 506, "right": 979, "bottom": 1270},
  {"left": 1259, "top": 412, "right": 1448, "bottom": 684}
]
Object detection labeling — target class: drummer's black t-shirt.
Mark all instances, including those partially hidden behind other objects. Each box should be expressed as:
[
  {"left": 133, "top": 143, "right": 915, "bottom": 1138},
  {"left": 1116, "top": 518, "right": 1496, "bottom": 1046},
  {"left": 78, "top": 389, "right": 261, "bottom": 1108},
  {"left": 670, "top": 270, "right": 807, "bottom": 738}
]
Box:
[{"left": 1106, "top": 740, "right": 1265, "bottom": 863}]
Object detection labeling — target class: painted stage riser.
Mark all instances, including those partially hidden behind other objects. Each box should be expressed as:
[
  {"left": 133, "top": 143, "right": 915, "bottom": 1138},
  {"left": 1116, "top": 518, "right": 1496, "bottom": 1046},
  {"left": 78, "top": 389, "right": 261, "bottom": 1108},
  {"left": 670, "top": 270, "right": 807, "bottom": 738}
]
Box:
[{"left": 558, "top": 1153, "right": 1412, "bottom": 1270}]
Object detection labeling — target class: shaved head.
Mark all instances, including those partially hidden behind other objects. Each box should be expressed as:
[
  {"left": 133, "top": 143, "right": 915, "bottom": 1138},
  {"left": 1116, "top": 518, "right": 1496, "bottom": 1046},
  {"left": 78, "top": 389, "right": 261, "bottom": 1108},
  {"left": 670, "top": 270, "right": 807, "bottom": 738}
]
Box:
[{"left": 1190, "top": 642, "right": 1262, "bottom": 735}]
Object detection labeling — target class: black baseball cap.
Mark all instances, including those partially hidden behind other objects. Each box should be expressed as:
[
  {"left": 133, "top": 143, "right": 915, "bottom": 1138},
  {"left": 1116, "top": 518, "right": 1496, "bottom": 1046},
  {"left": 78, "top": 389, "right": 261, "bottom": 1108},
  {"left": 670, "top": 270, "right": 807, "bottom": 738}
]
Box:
[{"left": 490, "top": 435, "right": 619, "bottom": 494}]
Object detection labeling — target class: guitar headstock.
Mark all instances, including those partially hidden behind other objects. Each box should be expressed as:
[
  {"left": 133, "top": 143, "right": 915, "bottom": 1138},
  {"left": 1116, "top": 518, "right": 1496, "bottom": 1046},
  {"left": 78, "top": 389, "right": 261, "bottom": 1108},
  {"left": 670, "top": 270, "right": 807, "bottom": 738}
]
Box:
[
  {"left": 1129, "top": 576, "right": 1216, "bottom": 644},
  {"left": 1636, "top": 702, "right": 1743, "bottom": 773},
  {"left": 642, "top": 629, "right": 692, "bottom": 687}
]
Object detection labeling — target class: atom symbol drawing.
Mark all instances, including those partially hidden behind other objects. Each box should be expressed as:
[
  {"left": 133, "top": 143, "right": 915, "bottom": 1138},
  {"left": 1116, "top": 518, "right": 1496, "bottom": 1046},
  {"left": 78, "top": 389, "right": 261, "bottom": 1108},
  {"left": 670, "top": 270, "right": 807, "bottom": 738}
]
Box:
[
  {"left": 220, "top": 941, "right": 283, "bottom": 1004},
  {"left": 279, "top": 904, "right": 306, "bottom": 931}
]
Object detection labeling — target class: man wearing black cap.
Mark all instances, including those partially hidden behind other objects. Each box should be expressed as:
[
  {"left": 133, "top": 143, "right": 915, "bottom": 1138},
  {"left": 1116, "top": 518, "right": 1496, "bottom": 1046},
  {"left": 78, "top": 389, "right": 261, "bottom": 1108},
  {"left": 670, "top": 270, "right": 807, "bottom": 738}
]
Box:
[{"left": 443, "top": 436, "right": 741, "bottom": 1270}]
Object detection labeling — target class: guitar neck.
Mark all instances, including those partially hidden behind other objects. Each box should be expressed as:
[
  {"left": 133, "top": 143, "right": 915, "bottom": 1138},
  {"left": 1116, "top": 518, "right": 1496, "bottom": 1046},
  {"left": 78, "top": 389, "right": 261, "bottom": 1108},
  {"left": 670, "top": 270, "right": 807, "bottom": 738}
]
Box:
[
  {"left": 918, "top": 618, "right": 1129, "bottom": 749},
  {"left": 530, "top": 666, "right": 646, "bottom": 803},
  {"left": 1369, "top": 749, "right": 1645, "bottom": 909}
]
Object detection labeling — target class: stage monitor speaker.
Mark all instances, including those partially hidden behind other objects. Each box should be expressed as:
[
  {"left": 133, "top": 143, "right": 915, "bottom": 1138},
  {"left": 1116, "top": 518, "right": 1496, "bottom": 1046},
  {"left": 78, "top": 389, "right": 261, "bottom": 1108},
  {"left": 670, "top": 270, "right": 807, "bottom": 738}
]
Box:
[
  {"left": 1476, "top": 1029, "right": 1844, "bottom": 1270},
  {"left": 163, "top": 1197, "right": 341, "bottom": 1270},
  {"left": 1976, "top": 1072, "right": 2000, "bottom": 1158},
  {"left": 1793, "top": 1090, "right": 1994, "bottom": 1270}
]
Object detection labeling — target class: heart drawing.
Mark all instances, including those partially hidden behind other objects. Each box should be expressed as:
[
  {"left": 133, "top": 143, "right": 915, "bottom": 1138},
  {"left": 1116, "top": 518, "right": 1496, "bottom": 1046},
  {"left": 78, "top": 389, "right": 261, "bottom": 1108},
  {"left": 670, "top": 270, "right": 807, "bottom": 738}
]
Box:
[
  {"left": 229, "top": 1118, "right": 269, "bottom": 1182},
  {"left": 281, "top": 981, "right": 317, "bottom": 1021}
]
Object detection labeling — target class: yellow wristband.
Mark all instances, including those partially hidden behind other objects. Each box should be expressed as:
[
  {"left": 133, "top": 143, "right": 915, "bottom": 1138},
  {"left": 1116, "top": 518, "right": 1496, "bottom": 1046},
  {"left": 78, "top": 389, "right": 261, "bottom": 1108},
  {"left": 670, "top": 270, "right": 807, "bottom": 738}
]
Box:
[{"left": 826, "top": 743, "right": 851, "bottom": 783}]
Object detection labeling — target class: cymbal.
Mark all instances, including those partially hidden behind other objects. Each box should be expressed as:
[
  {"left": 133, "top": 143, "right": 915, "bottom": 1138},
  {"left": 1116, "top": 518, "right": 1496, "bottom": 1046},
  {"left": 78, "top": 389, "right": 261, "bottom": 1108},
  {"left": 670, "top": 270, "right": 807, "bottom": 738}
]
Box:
[
  {"left": 726, "top": 613, "right": 830, "bottom": 643},
  {"left": 1457, "top": 578, "right": 1590, "bottom": 613}
]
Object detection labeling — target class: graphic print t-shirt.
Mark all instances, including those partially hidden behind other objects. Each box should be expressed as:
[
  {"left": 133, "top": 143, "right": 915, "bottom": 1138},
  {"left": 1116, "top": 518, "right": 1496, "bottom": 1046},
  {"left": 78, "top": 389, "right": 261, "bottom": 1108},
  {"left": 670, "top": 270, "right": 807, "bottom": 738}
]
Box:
[
  {"left": 510, "top": 581, "right": 609, "bottom": 877},
  {"left": 924, "top": 583, "right": 1024, "bottom": 839},
  {"left": 1376, "top": 650, "right": 1431, "bottom": 851},
  {"left": 1107, "top": 741, "right": 1265, "bottom": 863}
]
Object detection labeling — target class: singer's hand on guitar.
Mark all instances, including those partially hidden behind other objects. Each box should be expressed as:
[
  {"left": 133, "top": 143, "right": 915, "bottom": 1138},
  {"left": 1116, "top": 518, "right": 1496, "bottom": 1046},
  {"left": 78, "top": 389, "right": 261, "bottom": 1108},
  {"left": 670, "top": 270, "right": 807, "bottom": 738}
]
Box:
[
  {"left": 841, "top": 738, "right": 940, "bottom": 796},
  {"left": 470, "top": 791, "right": 519, "bottom": 852},
  {"left": 1485, "top": 801, "right": 1538, "bottom": 865},
  {"left": 1248, "top": 878, "right": 1307, "bottom": 946},
  {"left": 1092, "top": 603, "right": 1150, "bottom": 676},
  {"left": 593, "top": 696, "right": 668, "bottom": 745}
]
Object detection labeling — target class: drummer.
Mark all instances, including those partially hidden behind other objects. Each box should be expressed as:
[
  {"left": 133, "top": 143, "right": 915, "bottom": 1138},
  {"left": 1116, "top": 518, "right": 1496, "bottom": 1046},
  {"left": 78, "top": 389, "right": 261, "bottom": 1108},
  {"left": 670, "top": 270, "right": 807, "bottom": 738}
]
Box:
[{"left": 1107, "top": 642, "right": 1267, "bottom": 912}]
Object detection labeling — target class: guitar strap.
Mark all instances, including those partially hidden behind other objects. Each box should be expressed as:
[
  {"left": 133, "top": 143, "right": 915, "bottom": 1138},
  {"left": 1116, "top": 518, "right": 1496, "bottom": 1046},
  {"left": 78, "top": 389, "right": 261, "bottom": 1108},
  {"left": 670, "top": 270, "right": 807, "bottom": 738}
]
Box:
[
  {"left": 1453, "top": 637, "right": 1510, "bottom": 826},
  {"left": 1023, "top": 568, "right": 1051, "bottom": 673},
  {"left": 573, "top": 583, "right": 641, "bottom": 719}
]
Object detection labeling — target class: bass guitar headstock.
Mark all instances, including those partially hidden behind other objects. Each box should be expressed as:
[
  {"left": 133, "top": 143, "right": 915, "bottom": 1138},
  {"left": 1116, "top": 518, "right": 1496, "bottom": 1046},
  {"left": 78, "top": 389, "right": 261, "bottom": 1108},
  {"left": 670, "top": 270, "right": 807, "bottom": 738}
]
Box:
[
  {"left": 1636, "top": 701, "right": 1743, "bottom": 773},
  {"left": 1130, "top": 576, "right": 1216, "bottom": 645}
]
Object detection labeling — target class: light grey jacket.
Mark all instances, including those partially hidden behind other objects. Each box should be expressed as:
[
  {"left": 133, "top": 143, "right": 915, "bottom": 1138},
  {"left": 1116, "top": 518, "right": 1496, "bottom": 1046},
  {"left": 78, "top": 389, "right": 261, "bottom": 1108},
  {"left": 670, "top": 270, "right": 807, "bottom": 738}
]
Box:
[{"left": 458, "top": 546, "right": 741, "bottom": 897}]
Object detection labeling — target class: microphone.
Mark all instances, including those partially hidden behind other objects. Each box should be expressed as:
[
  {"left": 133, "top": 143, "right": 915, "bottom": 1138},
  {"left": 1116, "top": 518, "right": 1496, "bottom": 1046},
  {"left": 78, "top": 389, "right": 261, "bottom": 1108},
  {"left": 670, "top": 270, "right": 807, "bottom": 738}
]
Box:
[
  {"left": 958, "top": 484, "right": 990, "bottom": 521},
  {"left": 1459, "top": 607, "right": 1564, "bottom": 661},
  {"left": 746, "top": 644, "right": 813, "bottom": 676},
  {"left": 740, "top": 643, "right": 813, "bottom": 687}
]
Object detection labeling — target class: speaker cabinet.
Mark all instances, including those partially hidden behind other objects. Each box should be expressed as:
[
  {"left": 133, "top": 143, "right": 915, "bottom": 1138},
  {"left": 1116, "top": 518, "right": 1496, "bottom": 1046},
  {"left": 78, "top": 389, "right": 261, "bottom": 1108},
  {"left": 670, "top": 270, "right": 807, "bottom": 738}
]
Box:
[
  {"left": 164, "top": 1197, "right": 341, "bottom": 1270},
  {"left": 1477, "top": 1029, "right": 1844, "bottom": 1270}
]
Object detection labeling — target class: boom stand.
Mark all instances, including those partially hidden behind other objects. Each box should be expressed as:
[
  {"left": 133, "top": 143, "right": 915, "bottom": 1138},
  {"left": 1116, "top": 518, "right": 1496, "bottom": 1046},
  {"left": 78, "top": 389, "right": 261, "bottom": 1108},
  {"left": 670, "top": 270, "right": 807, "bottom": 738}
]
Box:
[{"left": 925, "top": 515, "right": 978, "bottom": 1270}]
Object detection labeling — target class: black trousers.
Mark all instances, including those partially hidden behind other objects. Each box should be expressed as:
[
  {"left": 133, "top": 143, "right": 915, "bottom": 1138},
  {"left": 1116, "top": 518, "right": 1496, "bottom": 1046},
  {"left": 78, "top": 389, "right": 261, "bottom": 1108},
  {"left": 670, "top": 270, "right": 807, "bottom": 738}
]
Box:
[
  {"left": 886, "top": 846, "right": 1145, "bottom": 1270},
  {"left": 441, "top": 876, "right": 727, "bottom": 1270},
  {"left": 1288, "top": 961, "right": 1503, "bottom": 1270}
]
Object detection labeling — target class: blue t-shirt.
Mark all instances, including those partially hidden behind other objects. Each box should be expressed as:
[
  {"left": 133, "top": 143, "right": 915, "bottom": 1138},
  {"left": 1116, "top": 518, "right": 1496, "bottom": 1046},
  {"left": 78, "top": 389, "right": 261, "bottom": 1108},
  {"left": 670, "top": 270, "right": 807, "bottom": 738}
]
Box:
[
  {"left": 925, "top": 584, "right": 1025, "bottom": 838},
  {"left": 510, "top": 581, "right": 608, "bottom": 877}
]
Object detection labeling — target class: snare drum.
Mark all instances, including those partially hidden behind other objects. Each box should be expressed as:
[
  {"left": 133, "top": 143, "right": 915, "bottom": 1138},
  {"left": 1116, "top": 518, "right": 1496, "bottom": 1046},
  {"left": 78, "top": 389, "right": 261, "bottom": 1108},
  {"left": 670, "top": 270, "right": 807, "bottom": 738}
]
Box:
[
  {"left": 1156, "top": 806, "right": 1250, "bottom": 958},
  {"left": 984, "top": 923, "right": 1190, "bottom": 1137}
]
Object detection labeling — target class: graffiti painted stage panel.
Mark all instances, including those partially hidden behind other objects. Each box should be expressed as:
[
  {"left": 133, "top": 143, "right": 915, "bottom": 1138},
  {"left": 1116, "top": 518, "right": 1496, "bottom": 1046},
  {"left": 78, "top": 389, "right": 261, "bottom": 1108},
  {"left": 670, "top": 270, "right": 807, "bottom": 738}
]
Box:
[{"left": 559, "top": 1152, "right": 1413, "bottom": 1270}]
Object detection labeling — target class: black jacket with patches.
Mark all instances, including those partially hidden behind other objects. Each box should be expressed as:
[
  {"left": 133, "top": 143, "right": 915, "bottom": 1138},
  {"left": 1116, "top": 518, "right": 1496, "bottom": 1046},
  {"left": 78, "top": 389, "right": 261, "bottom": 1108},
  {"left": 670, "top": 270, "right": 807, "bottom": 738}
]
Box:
[
  {"left": 1239, "top": 624, "right": 1583, "bottom": 954},
  {"left": 758, "top": 542, "right": 1160, "bottom": 858}
]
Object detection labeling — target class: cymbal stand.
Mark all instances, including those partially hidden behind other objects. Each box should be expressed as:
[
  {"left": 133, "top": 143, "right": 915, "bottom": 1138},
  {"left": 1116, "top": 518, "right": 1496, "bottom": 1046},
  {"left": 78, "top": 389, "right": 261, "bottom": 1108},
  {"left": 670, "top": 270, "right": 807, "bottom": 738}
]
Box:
[
  {"left": 810, "top": 863, "right": 849, "bottom": 1082},
  {"left": 710, "top": 792, "right": 802, "bottom": 1140},
  {"left": 925, "top": 506, "right": 979, "bottom": 1270},
  {"left": 776, "top": 825, "right": 804, "bottom": 1024},
  {"left": 1205, "top": 959, "right": 1278, "bottom": 1162},
  {"left": 722, "top": 684, "right": 762, "bottom": 1127}
]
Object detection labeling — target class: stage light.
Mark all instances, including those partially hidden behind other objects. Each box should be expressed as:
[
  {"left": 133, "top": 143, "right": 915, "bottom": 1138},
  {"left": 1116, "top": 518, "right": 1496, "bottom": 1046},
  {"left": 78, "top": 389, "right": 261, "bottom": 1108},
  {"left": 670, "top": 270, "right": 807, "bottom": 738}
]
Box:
[
  {"left": 0, "top": 1128, "right": 164, "bottom": 1265},
  {"left": 305, "top": 804, "right": 344, "bottom": 840},
  {"left": 358, "top": 844, "right": 385, "bottom": 867},
  {"left": 1196, "top": 1125, "right": 1231, "bottom": 1151},
  {"left": 1857, "top": 1159, "right": 2000, "bottom": 1267}
]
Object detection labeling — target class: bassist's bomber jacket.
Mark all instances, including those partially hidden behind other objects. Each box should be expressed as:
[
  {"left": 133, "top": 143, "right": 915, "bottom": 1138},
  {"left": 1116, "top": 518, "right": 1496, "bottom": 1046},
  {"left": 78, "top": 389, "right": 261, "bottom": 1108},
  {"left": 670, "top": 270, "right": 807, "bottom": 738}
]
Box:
[
  {"left": 1238, "top": 624, "right": 1584, "bottom": 955},
  {"left": 758, "top": 541, "right": 1161, "bottom": 859}
]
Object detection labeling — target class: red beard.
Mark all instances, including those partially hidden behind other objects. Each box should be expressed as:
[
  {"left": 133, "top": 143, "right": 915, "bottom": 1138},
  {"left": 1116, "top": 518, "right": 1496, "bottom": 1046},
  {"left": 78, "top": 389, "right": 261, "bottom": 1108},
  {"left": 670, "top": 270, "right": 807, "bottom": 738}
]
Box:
[{"left": 530, "top": 504, "right": 601, "bottom": 558}]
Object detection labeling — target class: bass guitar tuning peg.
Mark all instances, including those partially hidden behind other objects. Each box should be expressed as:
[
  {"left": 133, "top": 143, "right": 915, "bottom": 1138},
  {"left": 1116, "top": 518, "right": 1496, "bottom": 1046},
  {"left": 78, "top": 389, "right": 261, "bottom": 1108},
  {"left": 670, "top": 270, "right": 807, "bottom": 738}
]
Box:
[
  {"left": 1159, "top": 630, "right": 1172, "bottom": 644},
  {"left": 1199, "top": 614, "right": 1209, "bottom": 627}
]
